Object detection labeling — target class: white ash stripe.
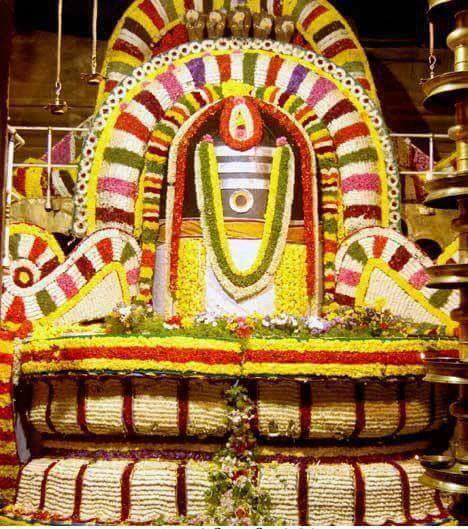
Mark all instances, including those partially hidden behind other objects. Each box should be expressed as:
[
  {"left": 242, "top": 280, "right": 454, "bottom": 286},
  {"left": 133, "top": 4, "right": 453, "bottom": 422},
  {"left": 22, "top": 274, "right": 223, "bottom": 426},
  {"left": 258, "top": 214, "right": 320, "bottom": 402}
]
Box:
[
  {"left": 214, "top": 145, "right": 275, "bottom": 157},
  {"left": 218, "top": 161, "right": 272, "bottom": 173},
  {"left": 220, "top": 178, "right": 270, "bottom": 190}
]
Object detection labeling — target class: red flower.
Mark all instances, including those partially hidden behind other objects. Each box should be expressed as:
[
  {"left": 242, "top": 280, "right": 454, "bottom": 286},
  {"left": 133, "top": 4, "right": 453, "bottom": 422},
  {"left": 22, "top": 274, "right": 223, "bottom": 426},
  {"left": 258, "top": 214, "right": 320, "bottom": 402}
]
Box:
[
  {"left": 234, "top": 322, "right": 253, "bottom": 339},
  {"left": 15, "top": 320, "right": 33, "bottom": 339},
  {"left": 166, "top": 315, "right": 182, "bottom": 327},
  {"left": 232, "top": 469, "right": 248, "bottom": 480},
  {"left": 235, "top": 507, "right": 249, "bottom": 520}
]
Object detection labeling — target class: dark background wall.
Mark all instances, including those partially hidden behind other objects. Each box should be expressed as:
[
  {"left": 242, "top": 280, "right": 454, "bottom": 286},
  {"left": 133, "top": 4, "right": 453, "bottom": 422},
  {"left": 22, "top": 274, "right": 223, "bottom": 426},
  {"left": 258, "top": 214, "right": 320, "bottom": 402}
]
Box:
[{"left": 8, "top": 0, "right": 455, "bottom": 160}]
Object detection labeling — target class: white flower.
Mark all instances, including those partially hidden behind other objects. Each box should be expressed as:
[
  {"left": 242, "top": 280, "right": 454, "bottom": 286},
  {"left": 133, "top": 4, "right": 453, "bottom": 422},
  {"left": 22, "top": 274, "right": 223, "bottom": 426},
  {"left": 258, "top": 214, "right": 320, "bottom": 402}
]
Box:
[{"left": 303, "top": 316, "right": 329, "bottom": 332}]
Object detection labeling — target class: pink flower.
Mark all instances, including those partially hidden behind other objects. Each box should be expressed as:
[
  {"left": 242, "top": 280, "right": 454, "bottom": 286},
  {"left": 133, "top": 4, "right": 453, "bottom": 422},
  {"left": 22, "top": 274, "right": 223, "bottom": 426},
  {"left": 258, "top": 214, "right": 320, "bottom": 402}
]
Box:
[
  {"left": 202, "top": 134, "right": 214, "bottom": 143},
  {"left": 276, "top": 136, "right": 287, "bottom": 146}
]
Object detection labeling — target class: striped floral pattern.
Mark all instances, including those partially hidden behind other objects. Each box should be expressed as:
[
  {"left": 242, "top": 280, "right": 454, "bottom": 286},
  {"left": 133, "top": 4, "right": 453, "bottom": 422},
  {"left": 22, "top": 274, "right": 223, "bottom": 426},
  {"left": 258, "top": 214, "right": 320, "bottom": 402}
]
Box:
[
  {"left": 74, "top": 41, "right": 398, "bottom": 239},
  {"left": 10, "top": 446, "right": 447, "bottom": 525},
  {"left": 242, "top": 336, "right": 459, "bottom": 378},
  {"left": 98, "top": 0, "right": 376, "bottom": 106},
  {"left": 0, "top": 332, "right": 20, "bottom": 506},
  {"left": 7, "top": 225, "right": 65, "bottom": 305},
  {"left": 20, "top": 335, "right": 243, "bottom": 378},
  {"left": 335, "top": 227, "right": 459, "bottom": 327},
  {"left": 138, "top": 87, "right": 220, "bottom": 301},
  {"left": 19, "top": 334, "right": 458, "bottom": 379},
  {"left": 1, "top": 229, "right": 141, "bottom": 324},
  {"left": 27, "top": 377, "right": 448, "bottom": 441}
]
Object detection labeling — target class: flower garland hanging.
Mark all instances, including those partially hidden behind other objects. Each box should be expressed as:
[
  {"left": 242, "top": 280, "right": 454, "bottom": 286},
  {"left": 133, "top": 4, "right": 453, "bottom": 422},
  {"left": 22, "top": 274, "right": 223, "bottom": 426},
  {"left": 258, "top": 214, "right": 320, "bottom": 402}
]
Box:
[
  {"left": 167, "top": 104, "right": 221, "bottom": 297},
  {"left": 255, "top": 99, "right": 319, "bottom": 300},
  {"left": 195, "top": 136, "right": 295, "bottom": 301},
  {"left": 205, "top": 384, "right": 275, "bottom": 525}
]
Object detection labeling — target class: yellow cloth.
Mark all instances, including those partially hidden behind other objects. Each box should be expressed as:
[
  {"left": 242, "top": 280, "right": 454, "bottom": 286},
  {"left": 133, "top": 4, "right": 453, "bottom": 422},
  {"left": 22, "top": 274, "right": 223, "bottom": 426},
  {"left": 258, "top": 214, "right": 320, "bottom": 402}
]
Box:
[{"left": 158, "top": 219, "right": 305, "bottom": 243}]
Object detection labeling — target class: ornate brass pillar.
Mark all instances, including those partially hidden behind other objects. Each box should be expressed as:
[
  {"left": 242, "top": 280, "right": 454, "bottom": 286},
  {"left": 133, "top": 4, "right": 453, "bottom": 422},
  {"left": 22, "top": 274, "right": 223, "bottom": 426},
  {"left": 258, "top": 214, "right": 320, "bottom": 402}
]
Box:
[{"left": 420, "top": 0, "right": 468, "bottom": 523}]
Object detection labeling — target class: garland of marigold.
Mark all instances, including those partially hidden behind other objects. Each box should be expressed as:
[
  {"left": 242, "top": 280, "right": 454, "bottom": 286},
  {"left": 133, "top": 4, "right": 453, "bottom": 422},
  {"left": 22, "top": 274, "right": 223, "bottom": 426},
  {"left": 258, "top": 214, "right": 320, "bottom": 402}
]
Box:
[
  {"left": 168, "top": 104, "right": 222, "bottom": 296},
  {"left": 195, "top": 137, "right": 294, "bottom": 301},
  {"left": 134, "top": 84, "right": 361, "bottom": 307},
  {"left": 0, "top": 332, "right": 20, "bottom": 506},
  {"left": 275, "top": 244, "right": 308, "bottom": 316},
  {"left": 255, "top": 99, "right": 318, "bottom": 300}
]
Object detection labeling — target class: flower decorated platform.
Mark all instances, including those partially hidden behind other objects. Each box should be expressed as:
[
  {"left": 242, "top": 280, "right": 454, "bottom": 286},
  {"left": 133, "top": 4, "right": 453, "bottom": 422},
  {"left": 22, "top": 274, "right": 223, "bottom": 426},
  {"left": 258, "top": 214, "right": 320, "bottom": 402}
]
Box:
[
  {"left": 0, "top": 0, "right": 462, "bottom": 523},
  {"left": 19, "top": 331, "right": 459, "bottom": 379}
]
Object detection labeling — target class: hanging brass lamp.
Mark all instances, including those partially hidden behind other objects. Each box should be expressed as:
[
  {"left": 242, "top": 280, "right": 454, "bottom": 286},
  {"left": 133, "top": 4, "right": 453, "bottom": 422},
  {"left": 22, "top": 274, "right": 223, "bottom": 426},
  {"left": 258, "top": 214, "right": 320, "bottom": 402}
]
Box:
[
  {"left": 82, "top": 0, "right": 105, "bottom": 85},
  {"left": 45, "top": 0, "right": 68, "bottom": 115}
]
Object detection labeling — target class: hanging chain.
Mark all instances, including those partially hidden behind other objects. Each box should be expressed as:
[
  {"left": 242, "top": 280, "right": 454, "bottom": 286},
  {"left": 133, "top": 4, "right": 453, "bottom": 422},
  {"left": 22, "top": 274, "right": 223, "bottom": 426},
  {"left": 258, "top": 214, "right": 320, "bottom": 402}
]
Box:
[
  {"left": 91, "top": 0, "right": 98, "bottom": 74},
  {"left": 428, "top": 22, "right": 437, "bottom": 79},
  {"left": 82, "top": 0, "right": 104, "bottom": 84},
  {"left": 55, "top": 0, "right": 64, "bottom": 99},
  {"left": 46, "top": 0, "right": 68, "bottom": 113}
]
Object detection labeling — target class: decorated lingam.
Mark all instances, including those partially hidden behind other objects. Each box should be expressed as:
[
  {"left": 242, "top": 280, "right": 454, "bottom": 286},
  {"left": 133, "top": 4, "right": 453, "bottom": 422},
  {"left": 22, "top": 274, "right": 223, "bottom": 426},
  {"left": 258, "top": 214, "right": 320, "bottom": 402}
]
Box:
[{"left": 0, "top": 0, "right": 463, "bottom": 524}]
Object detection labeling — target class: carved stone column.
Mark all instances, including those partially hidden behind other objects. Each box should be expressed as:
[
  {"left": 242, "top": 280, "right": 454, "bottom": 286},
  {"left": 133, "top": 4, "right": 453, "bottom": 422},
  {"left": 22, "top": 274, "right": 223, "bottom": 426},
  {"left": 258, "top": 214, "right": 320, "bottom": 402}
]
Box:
[{"left": 420, "top": 0, "right": 468, "bottom": 523}]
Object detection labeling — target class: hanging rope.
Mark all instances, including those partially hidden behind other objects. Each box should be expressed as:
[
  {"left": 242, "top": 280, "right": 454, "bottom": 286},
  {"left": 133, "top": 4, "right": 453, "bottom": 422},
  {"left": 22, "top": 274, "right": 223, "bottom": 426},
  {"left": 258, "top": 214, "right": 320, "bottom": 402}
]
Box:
[
  {"left": 91, "top": 0, "right": 98, "bottom": 75},
  {"left": 45, "top": 0, "right": 68, "bottom": 114},
  {"left": 82, "top": 0, "right": 104, "bottom": 85},
  {"left": 429, "top": 22, "right": 437, "bottom": 79},
  {"left": 55, "top": 0, "right": 63, "bottom": 97}
]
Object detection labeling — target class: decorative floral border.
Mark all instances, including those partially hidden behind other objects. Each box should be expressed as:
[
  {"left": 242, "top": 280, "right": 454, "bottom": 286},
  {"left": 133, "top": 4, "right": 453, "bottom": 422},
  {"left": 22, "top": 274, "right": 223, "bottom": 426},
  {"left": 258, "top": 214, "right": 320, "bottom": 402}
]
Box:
[
  {"left": 274, "top": 244, "right": 308, "bottom": 315},
  {"left": 166, "top": 103, "right": 221, "bottom": 305},
  {"left": 2, "top": 228, "right": 141, "bottom": 325},
  {"left": 145, "top": 95, "right": 320, "bottom": 311},
  {"left": 0, "top": 332, "right": 20, "bottom": 506},
  {"left": 25, "top": 376, "right": 447, "bottom": 441},
  {"left": 334, "top": 226, "right": 458, "bottom": 329},
  {"left": 7, "top": 444, "right": 448, "bottom": 525},
  {"left": 73, "top": 39, "right": 400, "bottom": 239},
  {"left": 98, "top": 0, "right": 378, "bottom": 107},
  {"left": 173, "top": 239, "right": 206, "bottom": 317},
  {"left": 18, "top": 334, "right": 458, "bottom": 379}
]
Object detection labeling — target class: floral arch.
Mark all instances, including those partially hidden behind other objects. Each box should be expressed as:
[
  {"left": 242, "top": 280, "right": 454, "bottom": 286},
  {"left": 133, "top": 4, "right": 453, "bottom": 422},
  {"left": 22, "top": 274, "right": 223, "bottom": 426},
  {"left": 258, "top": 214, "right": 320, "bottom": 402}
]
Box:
[
  {"left": 98, "top": 0, "right": 377, "bottom": 107},
  {"left": 1, "top": 4, "right": 460, "bottom": 523},
  {"left": 74, "top": 40, "right": 399, "bottom": 238}
]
